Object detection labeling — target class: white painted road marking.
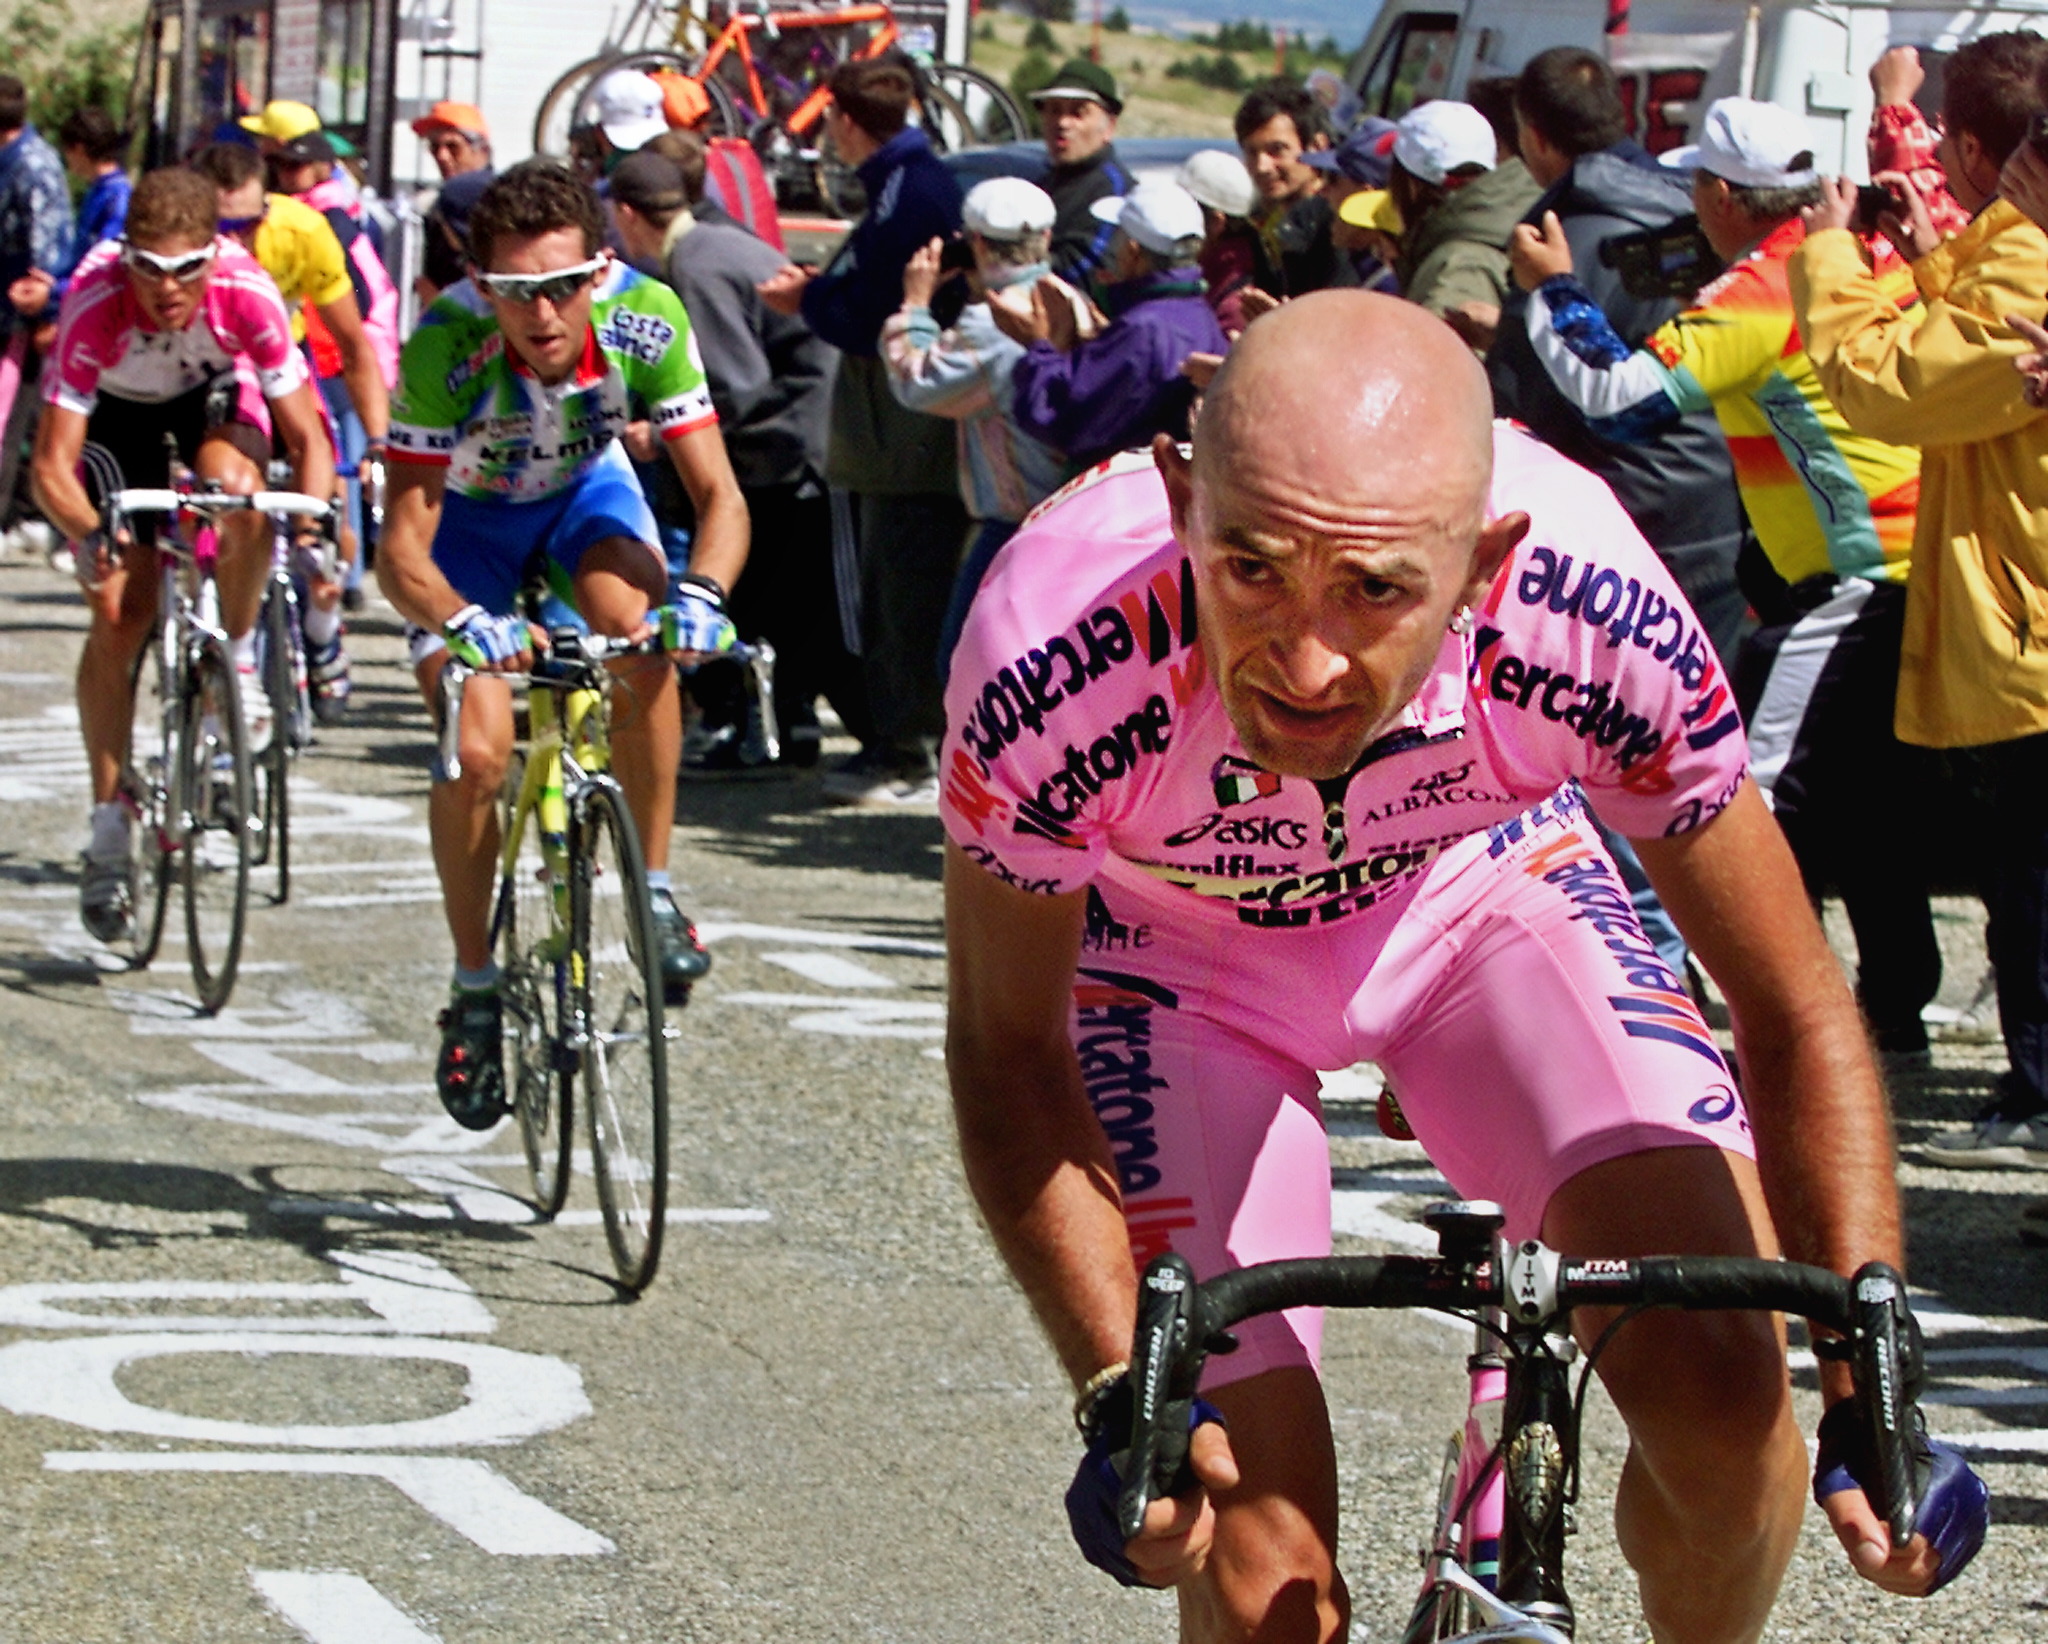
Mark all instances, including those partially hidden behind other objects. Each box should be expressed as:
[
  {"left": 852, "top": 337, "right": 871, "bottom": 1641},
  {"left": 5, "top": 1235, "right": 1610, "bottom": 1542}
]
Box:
[
  {"left": 52, "top": 1454, "right": 613, "bottom": 1555},
  {"left": 717, "top": 990, "right": 945, "bottom": 1038},
  {"left": 251, "top": 1568, "right": 443, "bottom": 1642},
  {"left": 0, "top": 1331, "right": 591, "bottom": 1447},
  {"left": 697, "top": 919, "right": 942, "bottom": 955},
  {"left": 760, "top": 950, "right": 896, "bottom": 989}
]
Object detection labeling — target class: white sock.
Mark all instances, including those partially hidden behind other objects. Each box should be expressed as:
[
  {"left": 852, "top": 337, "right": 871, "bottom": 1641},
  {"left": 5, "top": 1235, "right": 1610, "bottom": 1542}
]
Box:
[
  {"left": 231, "top": 632, "right": 257, "bottom": 671},
  {"left": 302, "top": 601, "right": 341, "bottom": 647},
  {"left": 87, "top": 801, "right": 131, "bottom": 861}
]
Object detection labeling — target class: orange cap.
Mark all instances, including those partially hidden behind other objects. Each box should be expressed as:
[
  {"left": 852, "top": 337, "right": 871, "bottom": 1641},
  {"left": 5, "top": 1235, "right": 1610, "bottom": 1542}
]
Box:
[{"left": 412, "top": 101, "right": 489, "bottom": 139}]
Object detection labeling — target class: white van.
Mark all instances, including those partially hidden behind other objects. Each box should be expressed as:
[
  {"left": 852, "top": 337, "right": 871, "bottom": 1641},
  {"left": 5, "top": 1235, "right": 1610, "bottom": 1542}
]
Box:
[{"left": 1350, "top": 0, "right": 2048, "bottom": 176}]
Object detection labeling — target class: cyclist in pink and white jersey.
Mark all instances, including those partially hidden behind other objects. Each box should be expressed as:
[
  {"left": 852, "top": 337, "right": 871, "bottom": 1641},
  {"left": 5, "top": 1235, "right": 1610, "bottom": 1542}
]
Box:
[
  {"left": 943, "top": 293, "right": 1969, "bottom": 1641},
  {"left": 30, "top": 167, "right": 335, "bottom": 945}
]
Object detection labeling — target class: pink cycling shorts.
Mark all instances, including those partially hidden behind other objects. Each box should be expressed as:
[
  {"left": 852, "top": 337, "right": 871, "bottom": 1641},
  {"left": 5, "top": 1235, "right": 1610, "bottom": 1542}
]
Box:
[{"left": 1073, "top": 805, "right": 1755, "bottom": 1391}]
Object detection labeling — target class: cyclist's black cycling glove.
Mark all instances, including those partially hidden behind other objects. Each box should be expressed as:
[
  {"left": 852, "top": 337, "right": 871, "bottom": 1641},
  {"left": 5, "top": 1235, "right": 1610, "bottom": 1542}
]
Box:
[
  {"left": 1066, "top": 1375, "right": 1226, "bottom": 1587},
  {"left": 1812, "top": 1399, "right": 1989, "bottom": 1593}
]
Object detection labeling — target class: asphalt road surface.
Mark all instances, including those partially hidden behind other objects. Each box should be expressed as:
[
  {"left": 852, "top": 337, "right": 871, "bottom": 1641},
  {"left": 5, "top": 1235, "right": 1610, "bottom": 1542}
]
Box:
[{"left": 0, "top": 551, "right": 2043, "bottom": 1642}]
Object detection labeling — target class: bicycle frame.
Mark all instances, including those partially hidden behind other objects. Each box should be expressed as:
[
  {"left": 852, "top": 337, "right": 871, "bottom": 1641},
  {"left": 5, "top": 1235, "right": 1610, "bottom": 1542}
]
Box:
[
  {"left": 692, "top": 2, "right": 898, "bottom": 136},
  {"left": 494, "top": 670, "right": 612, "bottom": 979}
]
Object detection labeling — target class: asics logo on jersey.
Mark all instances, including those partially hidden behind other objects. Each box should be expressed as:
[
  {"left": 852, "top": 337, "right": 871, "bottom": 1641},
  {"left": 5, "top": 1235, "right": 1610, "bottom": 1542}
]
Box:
[{"left": 1161, "top": 812, "right": 1310, "bottom": 850}]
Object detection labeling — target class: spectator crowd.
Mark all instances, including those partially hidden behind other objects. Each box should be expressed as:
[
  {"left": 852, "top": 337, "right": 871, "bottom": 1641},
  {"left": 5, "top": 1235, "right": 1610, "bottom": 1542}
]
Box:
[{"left": 2, "top": 30, "right": 2047, "bottom": 1206}]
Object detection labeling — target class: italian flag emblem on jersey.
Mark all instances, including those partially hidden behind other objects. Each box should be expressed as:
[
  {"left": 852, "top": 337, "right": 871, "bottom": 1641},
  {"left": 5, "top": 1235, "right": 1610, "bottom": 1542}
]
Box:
[{"left": 1212, "top": 754, "right": 1281, "bottom": 807}]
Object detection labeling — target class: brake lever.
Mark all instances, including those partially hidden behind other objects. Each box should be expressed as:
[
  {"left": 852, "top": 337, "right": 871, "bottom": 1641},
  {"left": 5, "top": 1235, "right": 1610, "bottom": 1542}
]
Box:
[
  {"left": 1117, "top": 1253, "right": 1204, "bottom": 1541},
  {"left": 1849, "top": 1261, "right": 1923, "bottom": 1547}
]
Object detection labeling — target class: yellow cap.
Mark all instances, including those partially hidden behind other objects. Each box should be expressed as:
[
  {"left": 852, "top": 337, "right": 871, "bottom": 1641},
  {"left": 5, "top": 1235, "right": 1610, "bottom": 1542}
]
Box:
[
  {"left": 239, "top": 100, "right": 322, "bottom": 142},
  {"left": 1338, "top": 188, "right": 1403, "bottom": 236}
]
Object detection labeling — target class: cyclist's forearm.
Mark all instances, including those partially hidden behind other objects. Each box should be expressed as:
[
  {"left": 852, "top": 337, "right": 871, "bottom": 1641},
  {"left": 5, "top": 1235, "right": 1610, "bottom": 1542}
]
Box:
[
  {"left": 31, "top": 457, "right": 99, "bottom": 542},
  {"left": 684, "top": 474, "right": 749, "bottom": 594},
  {"left": 340, "top": 349, "right": 390, "bottom": 443},
  {"left": 952, "top": 1046, "right": 1139, "bottom": 1385},
  {"left": 375, "top": 478, "right": 464, "bottom": 629}
]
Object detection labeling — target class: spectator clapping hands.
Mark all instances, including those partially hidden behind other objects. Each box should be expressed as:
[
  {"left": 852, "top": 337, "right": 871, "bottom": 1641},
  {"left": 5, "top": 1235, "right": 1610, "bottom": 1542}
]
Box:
[
  {"left": 901, "top": 237, "right": 950, "bottom": 310},
  {"left": 2009, "top": 314, "right": 2048, "bottom": 409},
  {"left": 1509, "top": 211, "right": 1573, "bottom": 293}
]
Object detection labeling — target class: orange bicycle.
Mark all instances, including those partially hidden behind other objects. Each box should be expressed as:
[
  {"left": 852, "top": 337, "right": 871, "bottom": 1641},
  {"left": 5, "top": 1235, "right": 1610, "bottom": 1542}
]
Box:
[{"left": 533, "top": 0, "right": 1025, "bottom": 212}]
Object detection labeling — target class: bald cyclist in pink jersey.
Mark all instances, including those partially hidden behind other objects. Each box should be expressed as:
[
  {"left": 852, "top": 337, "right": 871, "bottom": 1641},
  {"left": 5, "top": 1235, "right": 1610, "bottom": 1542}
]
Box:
[{"left": 941, "top": 292, "right": 1947, "bottom": 1642}]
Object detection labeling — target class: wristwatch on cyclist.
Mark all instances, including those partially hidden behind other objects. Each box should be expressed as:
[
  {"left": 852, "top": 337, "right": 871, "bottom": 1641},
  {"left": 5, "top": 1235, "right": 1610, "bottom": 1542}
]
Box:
[
  {"left": 676, "top": 572, "right": 728, "bottom": 606},
  {"left": 76, "top": 526, "right": 109, "bottom": 564}
]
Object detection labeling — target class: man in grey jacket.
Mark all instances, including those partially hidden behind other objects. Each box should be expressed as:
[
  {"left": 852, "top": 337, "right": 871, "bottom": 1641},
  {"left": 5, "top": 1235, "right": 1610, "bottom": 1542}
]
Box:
[{"left": 610, "top": 147, "right": 861, "bottom": 771}]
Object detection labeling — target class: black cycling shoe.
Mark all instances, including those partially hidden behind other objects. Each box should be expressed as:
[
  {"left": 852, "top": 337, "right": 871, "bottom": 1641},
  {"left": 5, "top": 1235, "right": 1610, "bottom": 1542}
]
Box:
[
  {"left": 435, "top": 988, "right": 508, "bottom": 1130},
  {"left": 649, "top": 887, "right": 711, "bottom": 998}
]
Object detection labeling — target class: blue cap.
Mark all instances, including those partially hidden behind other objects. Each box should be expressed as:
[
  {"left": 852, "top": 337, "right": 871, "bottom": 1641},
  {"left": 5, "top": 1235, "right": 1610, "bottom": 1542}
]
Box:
[{"left": 1302, "top": 119, "right": 1397, "bottom": 187}]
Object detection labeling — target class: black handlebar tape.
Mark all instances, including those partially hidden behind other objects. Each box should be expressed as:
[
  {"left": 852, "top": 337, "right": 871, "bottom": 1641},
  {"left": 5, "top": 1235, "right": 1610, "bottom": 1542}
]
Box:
[
  {"left": 1569, "top": 1256, "right": 1856, "bottom": 1335},
  {"left": 1848, "top": 1262, "right": 1920, "bottom": 1546},
  {"left": 1118, "top": 1254, "right": 1204, "bottom": 1541},
  {"left": 1198, "top": 1256, "right": 1492, "bottom": 1331}
]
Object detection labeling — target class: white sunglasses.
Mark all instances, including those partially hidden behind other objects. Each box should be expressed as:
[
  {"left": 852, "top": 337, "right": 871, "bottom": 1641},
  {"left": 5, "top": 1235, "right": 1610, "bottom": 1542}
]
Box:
[
  {"left": 472, "top": 256, "right": 608, "bottom": 305},
  {"left": 121, "top": 241, "right": 217, "bottom": 283}
]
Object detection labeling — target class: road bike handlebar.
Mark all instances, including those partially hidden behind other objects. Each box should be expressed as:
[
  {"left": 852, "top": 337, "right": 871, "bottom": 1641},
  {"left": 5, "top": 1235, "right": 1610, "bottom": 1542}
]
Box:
[
  {"left": 436, "top": 629, "right": 773, "bottom": 783},
  {"left": 110, "top": 488, "right": 336, "bottom": 521},
  {"left": 1116, "top": 1215, "right": 1927, "bottom": 1552}
]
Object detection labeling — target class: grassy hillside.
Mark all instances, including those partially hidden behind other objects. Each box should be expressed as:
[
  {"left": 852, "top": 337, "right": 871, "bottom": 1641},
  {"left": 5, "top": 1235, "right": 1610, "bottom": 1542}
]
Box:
[{"left": 965, "top": 14, "right": 1329, "bottom": 139}]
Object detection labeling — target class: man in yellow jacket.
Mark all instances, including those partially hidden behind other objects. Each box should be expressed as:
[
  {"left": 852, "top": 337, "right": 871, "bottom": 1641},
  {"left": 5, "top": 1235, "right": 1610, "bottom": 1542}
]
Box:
[{"left": 1788, "top": 29, "right": 2048, "bottom": 1171}]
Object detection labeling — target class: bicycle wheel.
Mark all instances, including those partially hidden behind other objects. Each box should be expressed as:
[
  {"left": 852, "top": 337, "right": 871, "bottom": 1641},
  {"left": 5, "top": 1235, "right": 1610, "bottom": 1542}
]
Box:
[
  {"left": 924, "top": 63, "right": 1028, "bottom": 148},
  {"left": 496, "top": 755, "right": 574, "bottom": 1218},
  {"left": 180, "top": 637, "right": 251, "bottom": 1014},
  {"left": 251, "top": 577, "right": 293, "bottom": 903},
  {"left": 121, "top": 637, "right": 176, "bottom": 968},
  {"left": 572, "top": 778, "right": 668, "bottom": 1292}
]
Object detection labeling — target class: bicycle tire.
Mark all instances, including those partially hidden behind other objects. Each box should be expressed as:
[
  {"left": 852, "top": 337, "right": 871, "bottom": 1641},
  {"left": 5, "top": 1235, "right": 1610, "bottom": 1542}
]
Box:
[
  {"left": 923, "top": 63, "right": 1028, "bottom": 147},
  {"left": 573, "top": 778, "right": 668, "bottom": 1293},
  {"left": 496, "top": 754, "right": 574, "bottom": 1218},
  {"left": 252, "top": 576, "right": 294, "bottom": 903},
  {"left": 122, "top": 637, "right": 175, "bottom": 968},
  {"left": 180, "top": 636, "right": 251, "bottom": 1015}
]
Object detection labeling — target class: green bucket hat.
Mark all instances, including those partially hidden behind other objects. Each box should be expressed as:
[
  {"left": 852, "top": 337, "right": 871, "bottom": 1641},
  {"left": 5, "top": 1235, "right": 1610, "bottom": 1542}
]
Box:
[{"left": 1029, "top": 57, "right": 1123, "bottom": 116}]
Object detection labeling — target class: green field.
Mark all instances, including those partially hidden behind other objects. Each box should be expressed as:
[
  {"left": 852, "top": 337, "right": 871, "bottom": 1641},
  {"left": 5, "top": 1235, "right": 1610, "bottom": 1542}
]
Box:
[{"left": 965, "top": 14, "right": 1333, "bottom": 140}]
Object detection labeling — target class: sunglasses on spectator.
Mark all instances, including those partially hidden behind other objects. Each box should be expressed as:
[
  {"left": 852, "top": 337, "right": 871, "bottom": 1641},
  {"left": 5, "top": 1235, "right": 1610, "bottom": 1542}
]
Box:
[
  {"left": 472, "top": 257, "right": 608, "bottom": 306},
  {"left": 121, "top": 242, "right": 217, "bottom": 282}
]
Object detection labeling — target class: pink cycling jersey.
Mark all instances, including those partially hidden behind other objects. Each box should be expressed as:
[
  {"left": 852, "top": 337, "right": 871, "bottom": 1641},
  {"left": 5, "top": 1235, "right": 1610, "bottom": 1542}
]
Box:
[
  {"left": 44, "top": 238, "right": 307, "bottom": 420},
  {"left": 941, "top": 426, "right": 1758, "bottom": 1387}
]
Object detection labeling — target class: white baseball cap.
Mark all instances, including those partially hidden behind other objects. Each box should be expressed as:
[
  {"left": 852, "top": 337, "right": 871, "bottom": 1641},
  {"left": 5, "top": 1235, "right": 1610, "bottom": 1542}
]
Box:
[
  {"left": 963, "top": 176, "right": 1057, "bottom": 240},
  {"left": 1392, "top": 101, "right": 1497, "bottom": 186},
  {"left": 1177, "top": 149, "right": 1256, "bottom": 219},
  {"left": 1090, "top": 180, "right": 1206, "bottom": 258},
  {"left": 1660, "top": 97, "right": 1819, "bottom": 188},
  {"left": 591, "top": 69, "right": 668, "bottom": 152}
]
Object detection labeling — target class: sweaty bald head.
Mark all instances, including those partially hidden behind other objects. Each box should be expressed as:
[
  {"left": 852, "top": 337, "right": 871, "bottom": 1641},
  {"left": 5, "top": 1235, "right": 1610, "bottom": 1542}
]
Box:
[
  {"left": 1194, "top": 291, "right": 1495, "bottom": 527},
  {"left": 1159, "top": 291, "right": 1523, "bottom": 780}
]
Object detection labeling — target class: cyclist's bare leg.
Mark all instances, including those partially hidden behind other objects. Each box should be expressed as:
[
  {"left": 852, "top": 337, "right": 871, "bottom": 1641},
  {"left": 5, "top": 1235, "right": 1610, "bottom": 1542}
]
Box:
[
  {"left": 1174, "top": 1366, "right": 1349, "bottom": 1644},
  {"left": 76, "top": 542, "right": 161, "bottom": 803},
  {"left": 572, "top": 535, "right": 677, "bottom": 874},
  {"left": 415, "top": 650, "right": 513, "bottom": 972},
  {"left": 193, "top": 432, "right": 272, "bottom": 640},
  {"left": 1543, "top": 1146, "right": 1806, "bottom": 1644}
]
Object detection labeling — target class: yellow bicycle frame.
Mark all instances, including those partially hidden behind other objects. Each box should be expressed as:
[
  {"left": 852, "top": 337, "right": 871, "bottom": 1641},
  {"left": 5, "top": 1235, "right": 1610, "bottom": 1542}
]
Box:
[{"left": 499, "top": 677, "right": 613, "bottom": 956}]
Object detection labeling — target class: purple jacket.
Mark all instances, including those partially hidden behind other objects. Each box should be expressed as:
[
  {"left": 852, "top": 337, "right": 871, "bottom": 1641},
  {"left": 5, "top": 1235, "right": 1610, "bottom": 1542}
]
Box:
[{"left": 1011, "top": 273, "right": 1227, "bottom": 471}]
